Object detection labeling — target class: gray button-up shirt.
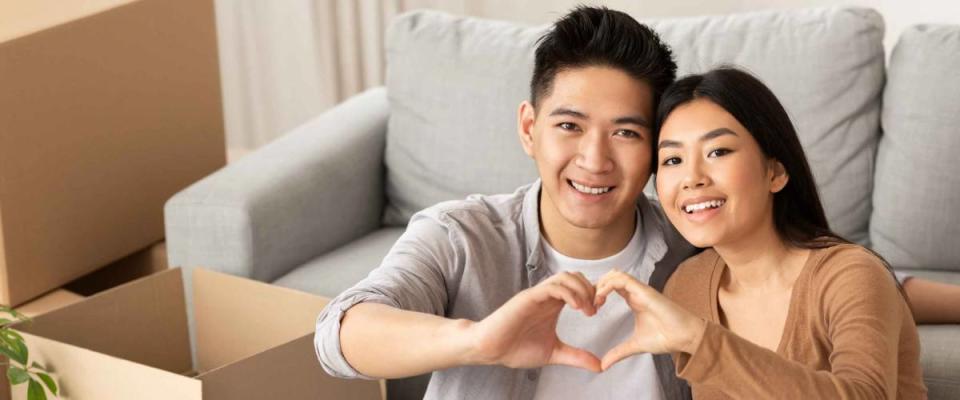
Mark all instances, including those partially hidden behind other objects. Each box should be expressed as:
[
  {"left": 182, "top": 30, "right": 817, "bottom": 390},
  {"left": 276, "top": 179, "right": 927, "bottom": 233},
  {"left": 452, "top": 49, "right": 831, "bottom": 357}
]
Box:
[{"left": 315, "top": 180, "right": 696, "bottom": 400}]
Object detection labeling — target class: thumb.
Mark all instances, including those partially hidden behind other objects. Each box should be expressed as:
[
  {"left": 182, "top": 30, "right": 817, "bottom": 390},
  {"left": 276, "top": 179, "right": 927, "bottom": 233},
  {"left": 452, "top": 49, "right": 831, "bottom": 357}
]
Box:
[
  {"left": 549, "top": 341, "right": 602, "bottom": 373},
  {"left": 601, "top": 340, "right": 639, "bottom": 371}
]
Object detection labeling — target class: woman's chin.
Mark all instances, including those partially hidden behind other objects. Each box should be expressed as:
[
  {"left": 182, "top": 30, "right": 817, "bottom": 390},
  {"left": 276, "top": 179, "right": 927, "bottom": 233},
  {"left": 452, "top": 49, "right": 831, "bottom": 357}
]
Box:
[{"left": 678, "top": 231, "right": 722, "bottom": 249}]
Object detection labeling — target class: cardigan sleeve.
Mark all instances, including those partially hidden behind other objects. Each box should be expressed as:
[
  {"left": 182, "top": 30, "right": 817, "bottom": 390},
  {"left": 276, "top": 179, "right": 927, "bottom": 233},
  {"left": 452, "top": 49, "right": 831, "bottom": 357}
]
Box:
[{"left": 672, "top": 250, "right": 907, "bottom": 399}]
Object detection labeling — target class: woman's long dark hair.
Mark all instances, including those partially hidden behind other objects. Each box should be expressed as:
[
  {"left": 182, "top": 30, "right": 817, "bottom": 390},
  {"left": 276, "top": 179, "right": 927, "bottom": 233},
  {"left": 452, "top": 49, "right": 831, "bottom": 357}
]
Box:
[{"left": 654, "top": 67, "right": 906, "bottom": 294}]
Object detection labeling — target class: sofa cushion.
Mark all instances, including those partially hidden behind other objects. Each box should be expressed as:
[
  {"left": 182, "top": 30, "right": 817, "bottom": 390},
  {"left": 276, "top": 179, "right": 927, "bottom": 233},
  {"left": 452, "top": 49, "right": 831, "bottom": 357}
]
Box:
[
  {"left": 918, "top": 325, "right": 960, "bottom": 399},
  {"left": 871, "top": 24, "right": 960, "bottom": 271},
  {"left": 272, "top": 228, "right": 405, "bottom": 297},
  {"left": 382, "top": 7, "right": 885, "bottom": 245}
]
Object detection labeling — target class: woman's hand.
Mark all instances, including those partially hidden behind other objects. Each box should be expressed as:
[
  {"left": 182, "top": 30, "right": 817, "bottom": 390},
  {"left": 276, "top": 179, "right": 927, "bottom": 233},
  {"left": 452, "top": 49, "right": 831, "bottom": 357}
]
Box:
[
  {"left": 466, "top": 271, "right": 602, "bottom": 372},
  {"left": 594, "top": 269, "right": 707, "bottom": 371}
]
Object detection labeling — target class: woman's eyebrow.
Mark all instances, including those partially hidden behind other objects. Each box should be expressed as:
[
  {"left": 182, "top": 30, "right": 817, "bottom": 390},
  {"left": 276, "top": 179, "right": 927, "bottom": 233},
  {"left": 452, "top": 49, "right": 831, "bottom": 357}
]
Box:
[{"left": 658, "top": 127, "right": 738, "bottom": 150}]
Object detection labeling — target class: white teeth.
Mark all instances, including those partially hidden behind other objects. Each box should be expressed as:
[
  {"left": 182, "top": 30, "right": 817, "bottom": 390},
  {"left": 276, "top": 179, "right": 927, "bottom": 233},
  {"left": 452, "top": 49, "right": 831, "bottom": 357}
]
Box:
[
  {"left": 570, "top": 180, "right": 612, "bottom": 195},
  {"left": 683, "top": 199, "right": 725, "bottom": 213}
]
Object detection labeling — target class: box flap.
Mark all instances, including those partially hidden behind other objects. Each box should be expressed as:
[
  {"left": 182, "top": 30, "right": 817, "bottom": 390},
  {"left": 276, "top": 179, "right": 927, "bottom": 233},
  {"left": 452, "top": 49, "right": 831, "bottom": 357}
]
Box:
[
  {"left": 197, "top": 335, "right": 381, "bottom": 400},
  {"left": 193, "top": 268, "right": 329, "bottom": 372},
  {"left": 13, "top": 268, "right": 191, "bottom": 374},
  {"left": 0, "top": 0, "right": 136, "bottom": 43},
  {"left": 13, "top": 332, "right": 200, "bottom": 400},
  {"left": 17, "top": 289, "right": 85, "bottom": 318}
]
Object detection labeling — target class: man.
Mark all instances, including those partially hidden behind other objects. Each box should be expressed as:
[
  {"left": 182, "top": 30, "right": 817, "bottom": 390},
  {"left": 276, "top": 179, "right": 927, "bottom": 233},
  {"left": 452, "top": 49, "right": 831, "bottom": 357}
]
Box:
[{"left": 315, "top": 6, "right": 695, "bottom": 400}]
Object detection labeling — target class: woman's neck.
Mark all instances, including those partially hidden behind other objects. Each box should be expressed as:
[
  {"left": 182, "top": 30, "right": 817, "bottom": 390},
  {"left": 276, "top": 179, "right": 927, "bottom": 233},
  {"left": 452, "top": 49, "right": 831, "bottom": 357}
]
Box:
[{"left": 713, "top": 223, "right": 806, "bottom": 292}]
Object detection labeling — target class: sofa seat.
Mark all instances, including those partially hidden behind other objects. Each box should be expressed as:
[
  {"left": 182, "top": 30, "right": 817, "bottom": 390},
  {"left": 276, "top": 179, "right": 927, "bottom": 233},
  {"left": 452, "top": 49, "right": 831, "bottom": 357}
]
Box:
[{"left": 273, "top": 228, "right": 406, "bottom": 297}]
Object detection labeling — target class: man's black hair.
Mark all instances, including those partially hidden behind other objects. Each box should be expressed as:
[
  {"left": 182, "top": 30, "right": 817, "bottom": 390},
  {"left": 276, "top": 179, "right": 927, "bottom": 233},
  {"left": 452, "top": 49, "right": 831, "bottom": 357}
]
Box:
[{"left": 531, "top": 6, "right": 677, "bottom": 113}]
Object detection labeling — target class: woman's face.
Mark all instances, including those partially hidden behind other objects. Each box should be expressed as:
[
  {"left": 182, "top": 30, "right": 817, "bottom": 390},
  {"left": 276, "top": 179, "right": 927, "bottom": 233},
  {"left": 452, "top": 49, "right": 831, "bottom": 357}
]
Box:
[{"left": 655, "top": 98, "right": 787, "bottom": 248}]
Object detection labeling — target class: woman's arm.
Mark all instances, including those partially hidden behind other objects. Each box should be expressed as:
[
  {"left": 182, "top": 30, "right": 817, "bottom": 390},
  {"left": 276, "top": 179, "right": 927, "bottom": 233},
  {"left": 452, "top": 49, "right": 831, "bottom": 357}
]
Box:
[
  {"left": 902, "top": 277, "right": 960, "bottom": 323},
  {"left": 594, "top": 261, "right": 911, "bottom": 399}
]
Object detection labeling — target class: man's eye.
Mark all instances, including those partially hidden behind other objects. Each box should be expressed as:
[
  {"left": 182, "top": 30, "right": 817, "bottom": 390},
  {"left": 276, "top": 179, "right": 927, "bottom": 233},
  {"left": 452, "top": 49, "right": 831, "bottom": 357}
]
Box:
[
  {"left": 708, "top": 148, "right": 732, "bottom": 157},
  {"left": 558, "top": 122, "right": 578, "bottom": 131},
  {"left": 661, "top": 157, "right": 681, "bottom": 166},
  {"left": 615, "top": 129, "right": 641, "bottom": 139}
]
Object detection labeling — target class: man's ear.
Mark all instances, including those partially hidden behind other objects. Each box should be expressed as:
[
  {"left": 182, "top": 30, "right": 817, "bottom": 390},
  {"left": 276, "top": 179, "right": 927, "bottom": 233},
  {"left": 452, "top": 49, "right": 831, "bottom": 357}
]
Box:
[
  {"left": 517, "top": 100, "right": 536, "bottom": 158},
  {"left": 769, "top": 159, "right": 789, "bottom": 193}
]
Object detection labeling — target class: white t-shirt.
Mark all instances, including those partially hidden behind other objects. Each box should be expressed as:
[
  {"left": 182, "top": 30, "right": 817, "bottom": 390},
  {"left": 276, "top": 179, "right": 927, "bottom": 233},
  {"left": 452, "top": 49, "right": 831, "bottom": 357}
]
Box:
[{"left": 532, "top": 210, "right": 664, "bottom": 400}]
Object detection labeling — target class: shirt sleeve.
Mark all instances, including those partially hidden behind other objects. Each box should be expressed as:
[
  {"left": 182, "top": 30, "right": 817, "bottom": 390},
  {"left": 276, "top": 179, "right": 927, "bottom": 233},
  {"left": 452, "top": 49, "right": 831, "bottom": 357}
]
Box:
[
  {"left": 314, "top": 211, "right": 462, "bottom": 379},
  {"left": 894, "top": 270, "right": 912, "bottom": 285},
  {"left": 672, "top": 251, "right": 909, "bottom": 399}
]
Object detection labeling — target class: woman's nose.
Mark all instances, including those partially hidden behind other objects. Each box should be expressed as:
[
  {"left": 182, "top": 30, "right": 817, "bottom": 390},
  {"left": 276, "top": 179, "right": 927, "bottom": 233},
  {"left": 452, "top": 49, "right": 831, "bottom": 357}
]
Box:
[{"left": 681, "top": 159, "right": 709, "bottom": 190}]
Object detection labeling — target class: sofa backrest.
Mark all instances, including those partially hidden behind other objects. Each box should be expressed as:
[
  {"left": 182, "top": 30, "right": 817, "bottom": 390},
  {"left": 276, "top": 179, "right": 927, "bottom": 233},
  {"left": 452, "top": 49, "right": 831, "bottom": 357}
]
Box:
[
  {"left": 382, "top": 7, "right": 886, "bottom": 246},
  {"left": 871, "top": 25, "right": 960, "bottom": 271}
]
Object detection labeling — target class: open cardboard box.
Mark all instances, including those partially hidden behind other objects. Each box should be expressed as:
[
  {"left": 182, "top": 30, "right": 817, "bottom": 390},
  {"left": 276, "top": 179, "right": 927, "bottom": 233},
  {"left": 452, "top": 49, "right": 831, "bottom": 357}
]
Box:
[{"left": 10, "top": 268, "right": 382, "bottom": 399}]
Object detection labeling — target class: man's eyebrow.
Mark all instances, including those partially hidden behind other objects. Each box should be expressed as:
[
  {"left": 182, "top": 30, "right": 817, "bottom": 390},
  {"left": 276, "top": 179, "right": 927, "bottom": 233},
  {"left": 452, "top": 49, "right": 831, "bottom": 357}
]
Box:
[
  {"left": 548, "top": 107, "right": 587, "bottom": 119},
  {"left": 548, "top": 107, "right": 650, "bottom": 128},
  {"left": 658, "top": 128, "right": 738, "bottom": 150},
  {"left": 613, "top": 115, "right": 650, "bottom": 128}
]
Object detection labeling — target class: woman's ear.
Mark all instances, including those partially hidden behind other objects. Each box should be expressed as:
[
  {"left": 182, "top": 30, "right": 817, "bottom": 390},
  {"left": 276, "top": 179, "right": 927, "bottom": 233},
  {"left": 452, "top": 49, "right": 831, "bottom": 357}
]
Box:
[
  {"left": 769, "top": 159, "right": 789, "bottom": 193},
  {"left": 517, "top": 101, "right": 536, "bottom": 158}
]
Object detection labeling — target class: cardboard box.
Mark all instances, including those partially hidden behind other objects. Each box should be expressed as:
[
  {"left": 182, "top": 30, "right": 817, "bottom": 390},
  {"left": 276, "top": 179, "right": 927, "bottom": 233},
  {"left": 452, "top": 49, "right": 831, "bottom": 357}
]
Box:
[
  {"left": 64, "top": 240, "right": 168, "bottom": 297},
  {"left": 15, "top": 289, "right": 85, "bottom": 319},
  {"left": 11, "top": 268, "right": 382, "bottom": 399},
  {"left": 2, "top": 240, "right": 161, "bottom": 399},
  {"left": 0, "top": 0, "right": 226, "bottom": 306}
]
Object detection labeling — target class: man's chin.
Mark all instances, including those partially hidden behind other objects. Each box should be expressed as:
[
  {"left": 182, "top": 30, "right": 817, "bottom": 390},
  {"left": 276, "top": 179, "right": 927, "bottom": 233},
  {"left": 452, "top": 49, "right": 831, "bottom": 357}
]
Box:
[{"left": 560, "top": 211, "right": 619, "bottom": 230}]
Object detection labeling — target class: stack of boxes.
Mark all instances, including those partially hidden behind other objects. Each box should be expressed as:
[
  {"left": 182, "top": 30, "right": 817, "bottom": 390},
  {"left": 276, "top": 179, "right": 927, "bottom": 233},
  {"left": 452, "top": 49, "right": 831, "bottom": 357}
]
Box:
[
  {"left": 0, "top": 0, "right": 224, "bottom": 309},
  {"left": 1, "top": 0, "right": 382, "bottom": 398}
]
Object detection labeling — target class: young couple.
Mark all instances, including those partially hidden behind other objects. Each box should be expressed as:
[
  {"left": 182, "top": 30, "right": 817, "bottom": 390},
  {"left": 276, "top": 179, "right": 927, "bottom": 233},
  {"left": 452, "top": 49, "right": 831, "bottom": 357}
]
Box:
[{"left": 316, "top": 6, "right": 938, "bottom": 399}]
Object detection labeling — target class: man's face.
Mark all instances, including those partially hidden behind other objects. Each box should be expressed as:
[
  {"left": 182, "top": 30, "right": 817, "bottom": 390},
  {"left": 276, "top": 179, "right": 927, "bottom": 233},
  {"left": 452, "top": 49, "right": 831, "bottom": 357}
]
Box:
[{"left": 518, "top": 66, "right": 655, "bottom": 231}]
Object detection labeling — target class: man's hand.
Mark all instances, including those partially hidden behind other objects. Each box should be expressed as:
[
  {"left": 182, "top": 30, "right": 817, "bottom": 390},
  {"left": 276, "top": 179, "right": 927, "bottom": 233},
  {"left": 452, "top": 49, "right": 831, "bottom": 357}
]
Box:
[
  {"left": 465, "top": 271, "right": 602, "bottom": 372},
  {"left": 593, "top": 269, "right": 706, "bottom": 371}
]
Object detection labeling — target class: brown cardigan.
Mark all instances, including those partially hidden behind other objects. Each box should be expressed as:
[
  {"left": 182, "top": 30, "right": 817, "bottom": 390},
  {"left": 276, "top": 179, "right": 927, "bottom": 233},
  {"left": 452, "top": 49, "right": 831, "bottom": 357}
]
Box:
[{"left": 664, "top": 244, "right": 927, "bottom": 399}]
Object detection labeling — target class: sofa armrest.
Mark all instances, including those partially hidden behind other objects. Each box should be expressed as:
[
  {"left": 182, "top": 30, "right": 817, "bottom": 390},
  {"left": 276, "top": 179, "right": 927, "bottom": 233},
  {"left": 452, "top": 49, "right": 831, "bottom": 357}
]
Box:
[{"left": 165, "top": 87, "right": 389, "bottom": 282}]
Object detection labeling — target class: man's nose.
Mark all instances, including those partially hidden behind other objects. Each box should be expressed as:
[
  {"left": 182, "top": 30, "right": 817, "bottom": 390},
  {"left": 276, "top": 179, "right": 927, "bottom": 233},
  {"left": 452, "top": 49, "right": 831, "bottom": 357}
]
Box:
[{"left": 575, "top": 131, "right": 614, "bottom": 174}]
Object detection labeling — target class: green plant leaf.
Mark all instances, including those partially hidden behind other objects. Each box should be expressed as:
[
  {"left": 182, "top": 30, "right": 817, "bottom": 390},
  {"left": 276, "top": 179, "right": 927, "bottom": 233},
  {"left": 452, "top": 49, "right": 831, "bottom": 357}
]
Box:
[
  {"left": 0, "top": 306, "right": 28, "bottom": 322},
  {"left": 36, "top": 372, "right": 57, "bottom": 396},
  {"left": 30, "top": 361, "right": 48, "bottom": 372},
  {"left": 0, "top": 336, "right": 27, "bottom": 366},
  {"left": 6, "top": 365, "right": 28, "bottom": 384},
  {"left": 27, "top": 378, "right": 46, "bottom": 400},
  {"left": 0, "top": 329, "right": 28, "bottom": 362},
  {"left": 0, "top": 318, "right": 13, "bottom": 326},
  {"left": 0, "top": 342, "right": 20, "bottom": 362},
  {"left": 2, "top": 328, "right": 25, "bottom": 343}
]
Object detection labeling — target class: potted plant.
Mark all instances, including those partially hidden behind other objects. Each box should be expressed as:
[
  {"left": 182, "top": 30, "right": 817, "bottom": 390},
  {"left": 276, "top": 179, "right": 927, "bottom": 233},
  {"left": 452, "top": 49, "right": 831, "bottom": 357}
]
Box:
[{"left": 1, "top": 305, "right": 58, "bottom": 400}]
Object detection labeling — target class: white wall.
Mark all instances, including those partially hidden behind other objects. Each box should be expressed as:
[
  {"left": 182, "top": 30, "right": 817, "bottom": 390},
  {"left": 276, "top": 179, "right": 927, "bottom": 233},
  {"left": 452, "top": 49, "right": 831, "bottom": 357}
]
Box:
[
  {"left": 427, "top": 0, "right": 960, "bottom": 54},
  {"left": 219, "top": 0, "right": 960, "bottom": 151}
]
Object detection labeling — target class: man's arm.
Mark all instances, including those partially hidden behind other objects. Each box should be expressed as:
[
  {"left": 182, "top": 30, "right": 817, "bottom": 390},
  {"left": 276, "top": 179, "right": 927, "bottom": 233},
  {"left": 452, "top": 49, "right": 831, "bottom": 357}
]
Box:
[
  {"left": 315, "top": 211, "right": 601, "bottom": 379},
  {"left": 314, "top": 212, "right": 457, "bottom": 379},
  {"left": 338, "top": 272, "right": 602, "bottom": 378},
  {"left": 339, "top": 303, "right": 477, "bottom": 378}
]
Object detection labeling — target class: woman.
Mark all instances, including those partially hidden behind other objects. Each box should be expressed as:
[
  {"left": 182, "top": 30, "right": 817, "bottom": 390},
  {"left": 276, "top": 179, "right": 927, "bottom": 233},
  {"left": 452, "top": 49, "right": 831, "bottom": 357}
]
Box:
[{"left": 592, "top": 68, "right": 927, "bottom": 398}]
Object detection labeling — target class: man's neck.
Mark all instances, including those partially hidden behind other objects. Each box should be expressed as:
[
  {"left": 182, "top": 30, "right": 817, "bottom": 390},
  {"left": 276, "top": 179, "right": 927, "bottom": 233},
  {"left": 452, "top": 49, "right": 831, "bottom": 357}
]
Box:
[{"left": 538, "top": 194, "right": 637, "bottom": 260}]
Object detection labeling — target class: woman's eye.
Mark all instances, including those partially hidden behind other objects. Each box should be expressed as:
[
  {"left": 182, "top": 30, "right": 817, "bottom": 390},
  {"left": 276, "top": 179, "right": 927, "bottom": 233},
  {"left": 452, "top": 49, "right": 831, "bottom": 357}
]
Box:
[
  {"left": 661, "top": 157, "right": 681, "bottom": 166},
  {"left": 708, "top": 148, "right": 732, "bottom": 157}
]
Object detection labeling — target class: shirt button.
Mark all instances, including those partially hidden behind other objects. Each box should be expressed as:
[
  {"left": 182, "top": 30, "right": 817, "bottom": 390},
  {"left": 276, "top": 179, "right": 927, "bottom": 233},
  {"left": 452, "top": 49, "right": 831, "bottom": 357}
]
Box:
[{"left": 527, "top": 370, "right": 538, "bottom": 381}]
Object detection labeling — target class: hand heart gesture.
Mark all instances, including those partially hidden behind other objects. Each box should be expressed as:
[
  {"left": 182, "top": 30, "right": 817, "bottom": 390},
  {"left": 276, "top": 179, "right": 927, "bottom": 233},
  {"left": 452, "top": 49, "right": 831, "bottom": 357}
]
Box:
[{"left": 593, "top": 269, "right": 706, "bottom": 371}]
